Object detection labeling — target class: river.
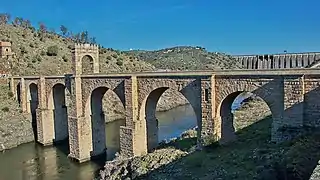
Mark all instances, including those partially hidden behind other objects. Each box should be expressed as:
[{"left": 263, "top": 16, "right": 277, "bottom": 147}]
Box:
[{"left": 0, "top": 93, "right": 248, "bottom": 180}]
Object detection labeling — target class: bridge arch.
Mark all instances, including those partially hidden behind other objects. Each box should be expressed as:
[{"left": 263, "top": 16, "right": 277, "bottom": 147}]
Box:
[
  {"left": 84, "top": 86, "right": 125, "bottom": 160},
  {"left": 138, "top": 80, "right": 201, "bottom": 153},
  {"left": 47, "top": 83, "right": 69, "bottom": 143},
  {"left": 28, "top": 83, "right": 39, "bottom": 140},
  {"left": 216, "top": 85, "right": 278, "bottom": 144},
  {"left": 16, "top": 82, "right": 21, "bottom": 105}
]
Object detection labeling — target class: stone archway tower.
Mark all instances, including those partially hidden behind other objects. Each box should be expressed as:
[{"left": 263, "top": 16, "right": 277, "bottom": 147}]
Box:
[{"left": 72, "top": 43, "right": 99, "bottom": 75}]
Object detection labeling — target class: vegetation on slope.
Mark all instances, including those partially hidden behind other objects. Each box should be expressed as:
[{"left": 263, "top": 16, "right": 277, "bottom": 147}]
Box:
[{"left": 125, "top": 46, "right": 242, "bottom": 70}]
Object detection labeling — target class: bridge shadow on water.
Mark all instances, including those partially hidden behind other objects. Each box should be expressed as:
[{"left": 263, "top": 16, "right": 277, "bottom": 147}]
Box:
[
  {"left": 134, "top": 82, "right": 320, "bottom": 180},
  {"left": 52, "top": 139, "right": 106, "bottom": 178},
  {"left": 53, "top": 139, "right": 106, "bottom": 166}
]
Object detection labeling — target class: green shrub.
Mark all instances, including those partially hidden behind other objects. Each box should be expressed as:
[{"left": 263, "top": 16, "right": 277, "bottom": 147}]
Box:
[
  {"left": 62, "top": 55, "right": 68, "bottom": 62},
  {"left": 46, "top": 45, "right": 58, "bottom": 56},
  {"left": 116, "top": 58, "right": 123, "bottom": 66},
  {"left": 1, "top": 107, "right": 9, "bottom": 112},
  {"left": 20, "top": 46, "right": 27, "bottom": 54},
  {"left": 40, "top": 50, "right": 46, "bottom": 56},
  {"left": 7, "top": 92, "right": 14, "bottom": 97}
]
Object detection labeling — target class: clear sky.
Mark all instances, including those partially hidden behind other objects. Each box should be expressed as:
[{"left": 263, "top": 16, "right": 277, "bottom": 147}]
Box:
[{"left": 1, "top": 0, "right": 320, "bottom": 55}]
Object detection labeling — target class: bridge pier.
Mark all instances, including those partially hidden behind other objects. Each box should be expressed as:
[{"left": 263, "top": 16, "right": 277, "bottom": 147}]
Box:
[
  {"left": 36, "top": 108, "right": 55, "bottom": 145},
  {"left": 120, "top": 76, "right": 143, "bottom": 158},
  {"left": 66, "top": 76, "right": 92, "bottom": 163},
  {"left": 271, "top": 76, "right": 305, "bottom": 142},
  {"left": 20, "top": 78, "right": 27, "bottom": 112},
  {"left": 35, "top": 77, "right": 55, "bottom": 145},
  {"left": 146, "top": 116, "right": 159, "bottom": 152},
  {"left": 198, "top": 76, "right": 215, "bottom": 146}
]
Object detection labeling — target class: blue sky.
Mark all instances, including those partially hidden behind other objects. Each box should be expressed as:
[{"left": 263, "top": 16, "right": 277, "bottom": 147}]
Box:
[{"left": 1, "top": 0, "right": 320, "bottom": 55}]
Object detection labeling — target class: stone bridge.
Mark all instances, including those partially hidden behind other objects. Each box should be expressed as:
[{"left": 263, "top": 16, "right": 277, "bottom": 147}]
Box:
[
  {"left": 7, "top": 44, "right": 320, "bottom": 163},
  {"left": 9, "top": 69, "right": 320, "bottom": 163},
  {"left": 233, "top": 52, "right": 320, "bottom": 69}
]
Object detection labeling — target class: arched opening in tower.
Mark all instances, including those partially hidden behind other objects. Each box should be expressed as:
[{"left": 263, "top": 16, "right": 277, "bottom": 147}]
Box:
[{"left": 82, "top": 55, "right": 94, "bottom": 74}]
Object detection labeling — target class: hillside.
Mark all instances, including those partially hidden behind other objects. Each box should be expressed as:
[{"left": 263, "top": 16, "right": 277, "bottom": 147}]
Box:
[
  {"left": 125, "top": 46, "right": 242, "bottom": 70},
  {"left": 0, "top": 24, "right": 155, "bottom": 76}
]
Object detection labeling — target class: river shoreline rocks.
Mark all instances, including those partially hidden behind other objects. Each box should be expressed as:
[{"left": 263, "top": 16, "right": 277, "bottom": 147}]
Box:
[{"left": 98, "top": 128, "right": 197, "bottom": 180}]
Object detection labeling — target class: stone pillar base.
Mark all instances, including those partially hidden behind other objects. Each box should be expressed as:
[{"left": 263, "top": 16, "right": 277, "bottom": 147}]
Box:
[
  {"left": 67, "top": 154, "right": 91, "bottom": 163},
  {"left": 36, "top": 108, "right": 54, "bottom": 146},
  {"left": 119, "top": 126, "right": 134, "bottom": 158},
  {"left": 68, "top": 116, "right": 92, "bottom": 163}
]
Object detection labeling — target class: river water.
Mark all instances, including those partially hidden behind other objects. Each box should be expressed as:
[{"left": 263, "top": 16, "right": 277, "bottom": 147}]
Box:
[{"left": 0, "top": 93, "right": 248, "bottom": 180}]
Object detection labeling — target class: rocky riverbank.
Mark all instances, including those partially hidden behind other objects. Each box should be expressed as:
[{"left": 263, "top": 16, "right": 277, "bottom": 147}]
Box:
[
  {"left": 98, "top": 128, "right": 198, "bottom": 180},
  {"left": 0, "top": 84, "right": 34, "bottom": 151}
]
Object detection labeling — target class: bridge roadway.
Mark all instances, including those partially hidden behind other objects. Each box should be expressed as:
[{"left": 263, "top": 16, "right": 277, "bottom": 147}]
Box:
[
  {"left": 8, "top": 68, "right": 320, "bottom": 163},
  {"left": 9, "top": 68, "right": 320, "bottom": 79}
]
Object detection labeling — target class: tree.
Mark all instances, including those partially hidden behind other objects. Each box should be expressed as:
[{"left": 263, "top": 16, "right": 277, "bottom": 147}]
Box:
[
  {"left": 80, "top": 31, "right": 89, "bottom": 43},
  {"left": 38, "top": 22, "right": 47, "bottom": 34},
  {"left": 12, "top": 17, "right": 24, "bottom": 27},
  {"left": 46, "top": 45, "right": 58, "bottom": 56},
  {"left": 21, "top": 19, "right": 32, "bottom": 29},
  {"left": 73, "top": 33, "right": 80, "bottom": 42},
  {"left": 12, "top": 17, "right": 19, "bottom": 26},
  {"left": 0, "top": 13, "right": 10, "bottom": 24},
  {"left": 60, "top": 25, "right": 68, "bottom": 37},
  {"left": 90, "top": 37, "right": 96, "bottom": 44}
]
